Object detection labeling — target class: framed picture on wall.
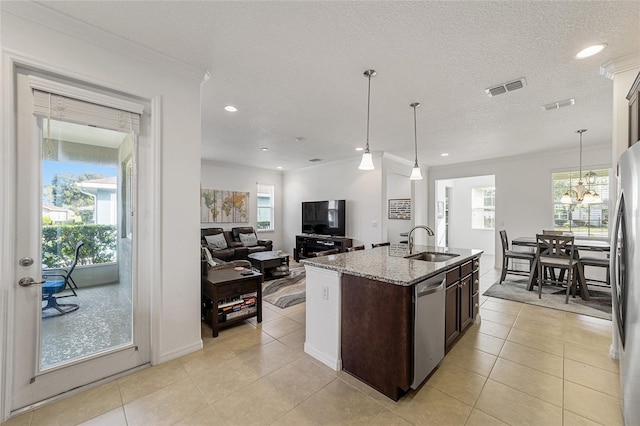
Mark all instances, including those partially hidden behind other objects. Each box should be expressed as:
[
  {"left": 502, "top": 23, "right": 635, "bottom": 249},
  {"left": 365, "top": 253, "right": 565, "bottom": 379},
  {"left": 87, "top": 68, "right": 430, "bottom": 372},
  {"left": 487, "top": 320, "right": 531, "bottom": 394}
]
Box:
[
  {"left": 388, "top": 198, "right": 411, "bottom": 220},
  {"left": 437, "top": 201, "right": 445, "bottom": 218}
]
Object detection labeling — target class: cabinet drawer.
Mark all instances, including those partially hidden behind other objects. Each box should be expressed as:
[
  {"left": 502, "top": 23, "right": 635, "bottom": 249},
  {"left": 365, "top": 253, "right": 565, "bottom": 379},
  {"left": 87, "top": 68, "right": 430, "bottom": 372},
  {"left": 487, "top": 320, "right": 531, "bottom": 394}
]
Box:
[
  {"left": 461, "top": 260, "right": 473, "bottom": 278},
  {"left": 215, "top": 279, "right": 259, "bottom": 299},
  {"left": 446, "top": 267, "right": 460, "bottom": 285}
]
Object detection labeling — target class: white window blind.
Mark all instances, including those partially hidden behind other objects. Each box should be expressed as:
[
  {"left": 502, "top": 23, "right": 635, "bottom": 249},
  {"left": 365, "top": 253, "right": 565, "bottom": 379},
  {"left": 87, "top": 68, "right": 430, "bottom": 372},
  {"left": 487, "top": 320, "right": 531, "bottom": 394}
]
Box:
[{"left": 30, "top": 76, "right": 143, "bottom": 134}]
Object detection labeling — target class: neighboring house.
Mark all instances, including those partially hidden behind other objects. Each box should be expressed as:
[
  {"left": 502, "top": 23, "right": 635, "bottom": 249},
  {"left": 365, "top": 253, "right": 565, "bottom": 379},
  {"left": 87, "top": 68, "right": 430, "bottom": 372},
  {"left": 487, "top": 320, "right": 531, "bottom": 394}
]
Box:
[
  {"left": 42, "top": 204, "right": 73, "bottom": 223},
  {"left": 76, "top": 177, "right": 117, "bottom": 225}
]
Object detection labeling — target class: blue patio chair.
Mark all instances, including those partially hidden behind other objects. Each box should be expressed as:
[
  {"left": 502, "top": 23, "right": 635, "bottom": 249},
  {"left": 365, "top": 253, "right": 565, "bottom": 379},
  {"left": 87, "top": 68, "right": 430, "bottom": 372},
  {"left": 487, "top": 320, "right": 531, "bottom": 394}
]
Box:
[{"left": 42, "top": 241, "right": 83, "bottom": 316}]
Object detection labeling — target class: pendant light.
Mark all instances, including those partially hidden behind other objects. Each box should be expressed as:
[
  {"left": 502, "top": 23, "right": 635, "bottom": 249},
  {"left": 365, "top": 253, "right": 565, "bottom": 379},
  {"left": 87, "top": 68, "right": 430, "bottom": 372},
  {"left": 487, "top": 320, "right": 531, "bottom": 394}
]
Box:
[
  {"left": 358, "top": 69, "right": 376, "bottom": 170},
  {"left": 409, "top": 102, "right": 423, "bottom": 180}
]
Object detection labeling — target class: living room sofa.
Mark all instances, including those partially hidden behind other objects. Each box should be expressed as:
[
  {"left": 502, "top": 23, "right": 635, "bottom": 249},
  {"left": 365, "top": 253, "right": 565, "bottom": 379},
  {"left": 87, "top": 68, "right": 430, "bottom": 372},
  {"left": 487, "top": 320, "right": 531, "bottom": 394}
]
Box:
[{"left": 201, "top": 227, "right": 273, "bottom": 261}]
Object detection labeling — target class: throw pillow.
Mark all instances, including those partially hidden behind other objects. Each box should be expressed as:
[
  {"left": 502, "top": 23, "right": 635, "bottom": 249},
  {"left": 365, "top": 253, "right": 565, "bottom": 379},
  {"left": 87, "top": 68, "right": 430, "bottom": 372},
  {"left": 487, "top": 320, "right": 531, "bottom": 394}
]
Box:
[
  {"left": 205, "top": 233, "right": 228, "bottom": 250},
  {"left": 239, "top": 232, "right": 258, "bottom": 247}
]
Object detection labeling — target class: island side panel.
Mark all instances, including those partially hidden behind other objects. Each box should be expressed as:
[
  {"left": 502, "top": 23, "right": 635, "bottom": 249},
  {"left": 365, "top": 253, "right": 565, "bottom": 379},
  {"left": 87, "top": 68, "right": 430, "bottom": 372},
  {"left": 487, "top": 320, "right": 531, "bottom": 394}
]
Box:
[
  {"left": 304, "top": 265, "right": 342, "bottom": 370},
  {"left": 341, "top": 274, "right": 413, "bottom": 401}
]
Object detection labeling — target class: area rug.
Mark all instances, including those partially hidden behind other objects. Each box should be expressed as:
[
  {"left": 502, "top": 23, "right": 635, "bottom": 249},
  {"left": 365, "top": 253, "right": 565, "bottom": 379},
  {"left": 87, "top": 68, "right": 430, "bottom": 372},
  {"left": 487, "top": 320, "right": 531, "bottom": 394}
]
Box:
[
  {"left": 483, "top": 277, "right": 612, "bottom": 320},
  {"left": 262, "top": 262, "right": 305, "bottom": 309}
]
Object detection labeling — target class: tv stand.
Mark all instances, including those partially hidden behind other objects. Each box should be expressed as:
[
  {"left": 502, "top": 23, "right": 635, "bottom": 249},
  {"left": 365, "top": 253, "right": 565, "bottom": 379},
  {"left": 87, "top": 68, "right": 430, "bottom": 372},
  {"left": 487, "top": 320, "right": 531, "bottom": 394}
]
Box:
[{"left": 295, "top": 234, "right": 353, "bottom": 261}]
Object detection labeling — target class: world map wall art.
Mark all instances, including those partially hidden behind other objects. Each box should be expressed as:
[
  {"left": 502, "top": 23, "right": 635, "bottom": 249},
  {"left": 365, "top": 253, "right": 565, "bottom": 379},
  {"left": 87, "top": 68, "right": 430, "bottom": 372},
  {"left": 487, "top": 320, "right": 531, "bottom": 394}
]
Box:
[{"left": 200, "top": 188, "right": 250, "bottom": 223}]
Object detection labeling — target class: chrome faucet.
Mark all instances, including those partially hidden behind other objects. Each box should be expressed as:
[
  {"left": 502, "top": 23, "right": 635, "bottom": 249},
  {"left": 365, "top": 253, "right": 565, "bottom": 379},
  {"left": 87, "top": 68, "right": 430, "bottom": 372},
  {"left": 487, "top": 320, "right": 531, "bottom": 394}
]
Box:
[{"left": 408, "top": 225, "right": 434, "bottom": 254}]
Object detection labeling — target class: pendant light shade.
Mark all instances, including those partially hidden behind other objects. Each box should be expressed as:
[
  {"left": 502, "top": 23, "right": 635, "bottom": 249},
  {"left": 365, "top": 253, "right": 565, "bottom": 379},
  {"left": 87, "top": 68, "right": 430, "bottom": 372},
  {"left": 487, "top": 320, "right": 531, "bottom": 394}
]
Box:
[
  {"left": 409, "top": 102, "right": 423, "bottom": 180},
  {"left": 359, "top": 69, "right": 376, "bottom": 171}
]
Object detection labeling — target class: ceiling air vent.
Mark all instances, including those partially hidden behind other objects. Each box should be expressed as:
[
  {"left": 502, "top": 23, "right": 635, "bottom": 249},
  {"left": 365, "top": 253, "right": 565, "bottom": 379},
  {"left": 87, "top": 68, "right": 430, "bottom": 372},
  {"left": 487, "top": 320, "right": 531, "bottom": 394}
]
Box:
[
  {"left": 542, "top": 98, "right": 575, "bottom": 111},
  {"left": 308, "top": 158, "right": 322, "bottom": 162},
  {"left": 484, "top": 77, "right": 527, "bottom": 97}
]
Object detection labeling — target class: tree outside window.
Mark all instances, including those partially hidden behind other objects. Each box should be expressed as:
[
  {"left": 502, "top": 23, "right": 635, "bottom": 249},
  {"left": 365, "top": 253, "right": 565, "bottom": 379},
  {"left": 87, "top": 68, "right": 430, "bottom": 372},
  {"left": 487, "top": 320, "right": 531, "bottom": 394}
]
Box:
[
  {"left": 472, "top": 187, "right": 495, "bottom": 230},
  {"left": 257, "top": 183, "right": 274, "bottom": 231},
  {"left": 552, "top": 168, "right": 610, "bottom": 238}
]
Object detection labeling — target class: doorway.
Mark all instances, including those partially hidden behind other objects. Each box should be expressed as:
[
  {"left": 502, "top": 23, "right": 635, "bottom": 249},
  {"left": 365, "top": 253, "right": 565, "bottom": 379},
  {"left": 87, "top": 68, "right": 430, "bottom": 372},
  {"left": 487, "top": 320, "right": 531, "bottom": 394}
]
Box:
[
  {"left": 435, "top": 175, "right": 496, "bottom": 255},
  {"left": 9, "top": 69, "right": 150, "bottom": 413}
]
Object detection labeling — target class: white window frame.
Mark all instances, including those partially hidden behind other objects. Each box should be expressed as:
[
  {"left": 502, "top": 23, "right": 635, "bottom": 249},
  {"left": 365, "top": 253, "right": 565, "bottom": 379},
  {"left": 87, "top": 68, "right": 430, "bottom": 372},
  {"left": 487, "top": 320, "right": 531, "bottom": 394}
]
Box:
[
  {"left": 471, "top": 187, "right": 495, "bottom": 230},
  {"left": 552, "top": 168, "right": 611, "bottom": 238},
  {"left": 256, "top": 183, "right": 275, "bottom": 231}
]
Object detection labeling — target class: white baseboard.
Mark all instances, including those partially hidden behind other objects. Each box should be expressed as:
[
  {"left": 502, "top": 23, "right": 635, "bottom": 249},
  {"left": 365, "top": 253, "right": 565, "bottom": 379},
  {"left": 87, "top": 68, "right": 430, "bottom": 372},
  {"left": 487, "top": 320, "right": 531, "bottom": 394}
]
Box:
[
  {"left": 156, "top": 340, "right": 203, "bottom": 364},
  {"left": 304, "top": 342, "right": 341, "bottom": 371}
]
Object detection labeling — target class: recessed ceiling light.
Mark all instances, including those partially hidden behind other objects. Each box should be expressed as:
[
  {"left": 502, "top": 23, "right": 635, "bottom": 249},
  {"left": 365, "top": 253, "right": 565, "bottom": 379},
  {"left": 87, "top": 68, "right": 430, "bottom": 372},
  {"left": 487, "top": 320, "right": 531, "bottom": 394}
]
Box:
[
  {"left": 276, "top": 166, "right": 283, "bottom": 169},
  {"left": 224, "top": 105, "right": 238, "bottom": 112},
  {"left": 355, "top": 147, "right": 364, "bottom": 151},
  {"left": 261, "top": 147, "right": 269, "bottom": 151},
  {"left": 575, "top": 44, "right": 607, "bottom": 59},
  {"left": 441, "top": 153, "right": 449, "bottom": 157}
]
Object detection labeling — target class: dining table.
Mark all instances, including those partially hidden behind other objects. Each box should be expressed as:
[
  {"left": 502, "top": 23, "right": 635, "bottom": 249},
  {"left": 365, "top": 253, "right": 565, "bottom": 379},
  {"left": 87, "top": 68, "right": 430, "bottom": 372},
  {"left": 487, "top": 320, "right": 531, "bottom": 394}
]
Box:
[{"left": 511, "top": 236, "right": 611, "bottom": 300}]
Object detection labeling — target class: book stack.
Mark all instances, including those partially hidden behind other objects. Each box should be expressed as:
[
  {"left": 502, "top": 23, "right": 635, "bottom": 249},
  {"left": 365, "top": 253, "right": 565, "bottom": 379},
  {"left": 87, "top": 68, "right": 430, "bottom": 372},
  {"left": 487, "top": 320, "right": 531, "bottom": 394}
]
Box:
[{"left": 218, "top": 292, "right": 257, "bottom": 322}]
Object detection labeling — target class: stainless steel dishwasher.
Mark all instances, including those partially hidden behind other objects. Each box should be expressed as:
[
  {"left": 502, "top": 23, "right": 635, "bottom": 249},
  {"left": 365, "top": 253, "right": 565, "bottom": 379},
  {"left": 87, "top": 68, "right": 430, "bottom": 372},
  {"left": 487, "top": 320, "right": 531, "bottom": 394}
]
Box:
[{"left": 411, "top": 272, "right": 446, "bottom": 389}]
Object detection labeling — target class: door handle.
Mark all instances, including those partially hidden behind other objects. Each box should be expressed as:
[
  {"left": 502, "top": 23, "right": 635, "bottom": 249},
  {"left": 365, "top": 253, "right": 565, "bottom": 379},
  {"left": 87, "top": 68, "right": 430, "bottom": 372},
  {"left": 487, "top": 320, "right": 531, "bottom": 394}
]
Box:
[{"left": 18, "top": 277, "right": 46, "bottom": 287}]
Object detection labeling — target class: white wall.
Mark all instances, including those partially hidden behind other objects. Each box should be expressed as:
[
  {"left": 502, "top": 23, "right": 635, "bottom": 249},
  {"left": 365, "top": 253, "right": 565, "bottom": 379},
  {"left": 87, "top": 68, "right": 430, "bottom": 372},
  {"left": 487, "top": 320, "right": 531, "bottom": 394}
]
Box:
[
  {"left": 200, "top": 161, "right": 284, "bottom": 250},
  {"left": 440, "top": 175, "right": 495, "bottom": 255},
  {"left": 283, "top": 154, "right": 383, "bottom": 252},
  {"left": 386, "top": 172, "right": 411, "bottom": 244},
  {"left": 1, "top": 2, "right": 204, "bottom": 400},
  {"left": 428, "top": 145, "right": 612, "bottom": 267}
]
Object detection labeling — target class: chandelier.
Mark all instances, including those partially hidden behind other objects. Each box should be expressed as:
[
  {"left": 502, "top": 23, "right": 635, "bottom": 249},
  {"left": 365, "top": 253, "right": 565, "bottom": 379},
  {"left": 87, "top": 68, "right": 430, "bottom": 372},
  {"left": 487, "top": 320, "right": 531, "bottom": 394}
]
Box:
[{"left": 560, "top": 129, "right": 601, "bottom": 204}]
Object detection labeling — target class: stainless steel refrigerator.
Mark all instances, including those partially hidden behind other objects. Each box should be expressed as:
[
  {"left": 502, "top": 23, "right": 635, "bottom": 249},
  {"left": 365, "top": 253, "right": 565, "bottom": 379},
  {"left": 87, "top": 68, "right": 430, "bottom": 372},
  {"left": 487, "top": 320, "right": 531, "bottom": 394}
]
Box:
[{"left": 612, "top": 141, "right": 640, "bottom": 425}]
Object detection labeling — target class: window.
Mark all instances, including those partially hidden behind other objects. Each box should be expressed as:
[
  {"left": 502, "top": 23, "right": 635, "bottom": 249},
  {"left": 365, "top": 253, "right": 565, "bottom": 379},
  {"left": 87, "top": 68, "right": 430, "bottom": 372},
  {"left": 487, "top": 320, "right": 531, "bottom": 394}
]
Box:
[
  {"left": 471, "top": 187, "right": 495, "bottom": 229},
  {"left": 256, "top": 183, "right": 274, "bottom": 231},
  {"left": 552, "top": 168, "right": 610, "bottom": 238}
]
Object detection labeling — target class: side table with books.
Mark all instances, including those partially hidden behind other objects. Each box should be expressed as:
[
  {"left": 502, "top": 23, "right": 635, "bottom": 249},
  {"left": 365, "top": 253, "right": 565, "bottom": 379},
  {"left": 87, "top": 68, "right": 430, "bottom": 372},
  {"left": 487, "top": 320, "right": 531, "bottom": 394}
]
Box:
[{"left": 201, "top": 266, "right": 262, "bottom": 337}]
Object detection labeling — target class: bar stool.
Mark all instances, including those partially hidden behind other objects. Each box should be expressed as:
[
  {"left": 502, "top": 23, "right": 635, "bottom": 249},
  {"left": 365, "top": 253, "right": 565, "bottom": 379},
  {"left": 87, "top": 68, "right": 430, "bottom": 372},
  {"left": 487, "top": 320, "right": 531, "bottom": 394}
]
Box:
[{"left": 499, "top": 230, "right": 535, "bottom": 284}]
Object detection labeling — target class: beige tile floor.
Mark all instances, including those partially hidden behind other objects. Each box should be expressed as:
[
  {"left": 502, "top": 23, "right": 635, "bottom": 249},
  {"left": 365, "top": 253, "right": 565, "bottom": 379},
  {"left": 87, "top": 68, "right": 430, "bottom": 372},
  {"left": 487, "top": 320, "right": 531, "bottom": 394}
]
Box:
[{"left": 3, "top": 259, "right": 623, "bottom": 426}]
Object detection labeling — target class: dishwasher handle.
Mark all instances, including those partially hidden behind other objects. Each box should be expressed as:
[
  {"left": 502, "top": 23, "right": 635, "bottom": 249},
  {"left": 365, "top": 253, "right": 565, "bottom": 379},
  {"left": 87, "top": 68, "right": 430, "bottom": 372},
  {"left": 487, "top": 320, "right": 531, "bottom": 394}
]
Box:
[{"left": 415, "top": 274, "right": 446, "bottom": 297}]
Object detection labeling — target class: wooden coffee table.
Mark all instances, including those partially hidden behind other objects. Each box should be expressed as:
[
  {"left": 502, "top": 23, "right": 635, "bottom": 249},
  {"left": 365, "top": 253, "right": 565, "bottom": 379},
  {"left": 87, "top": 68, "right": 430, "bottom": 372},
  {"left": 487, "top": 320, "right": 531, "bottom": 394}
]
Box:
[{"left": 247, "top": 251, "right": 290, "bottom": 281}]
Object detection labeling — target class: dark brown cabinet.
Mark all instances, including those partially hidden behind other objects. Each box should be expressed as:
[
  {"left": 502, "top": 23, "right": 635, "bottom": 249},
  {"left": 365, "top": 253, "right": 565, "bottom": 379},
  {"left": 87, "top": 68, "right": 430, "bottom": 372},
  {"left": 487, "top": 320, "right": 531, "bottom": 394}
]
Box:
[
  {"left": 445, "top": 267, "right": 460, "bottom": 347},
  {"left": 341, "top": 274, "right": 412, "bottom": 401},
  {"left": 445, "top": 257, "right": 480, "bottom": 351},
  {"left": 445, "top": 281, "right": 460, "bottom": 347},
  {"left": 340, "top": 254, "right": 481, "bottom": 399},
  {"left": 460, "top": 275, "right": 472, "bottom": 330}
]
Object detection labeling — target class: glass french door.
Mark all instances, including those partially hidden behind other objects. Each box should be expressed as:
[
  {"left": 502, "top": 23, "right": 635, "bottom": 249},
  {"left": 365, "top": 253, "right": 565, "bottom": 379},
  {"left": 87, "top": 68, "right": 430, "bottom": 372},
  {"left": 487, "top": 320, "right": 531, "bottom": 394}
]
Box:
[{"left": 11, "top": 70, "right": 148, "bottom": 413}]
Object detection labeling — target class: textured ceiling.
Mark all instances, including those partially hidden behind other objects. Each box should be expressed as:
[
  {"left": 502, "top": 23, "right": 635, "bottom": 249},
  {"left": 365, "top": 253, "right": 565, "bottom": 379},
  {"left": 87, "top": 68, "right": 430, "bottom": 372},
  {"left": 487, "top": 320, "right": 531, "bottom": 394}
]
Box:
[{"left": 35, "top": 1, "right": 640, "bottom": 171}]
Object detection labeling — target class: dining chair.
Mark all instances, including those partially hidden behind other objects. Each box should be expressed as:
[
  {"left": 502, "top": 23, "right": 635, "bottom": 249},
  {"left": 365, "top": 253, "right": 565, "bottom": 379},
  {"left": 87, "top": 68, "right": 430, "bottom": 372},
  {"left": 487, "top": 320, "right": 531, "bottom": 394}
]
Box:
[
  {"left": 371, "top": 242, "right": 391, "bottom": 248},
  {"left": 535, "top": 234, "right": 582, "bottom": 303},
  {"left": 499, "top": 230, "right": 535, "bottom": 284},
  {"left": 346, "top": 245, "right": 365, "bottom": 252},
  {"left": 580, "top": 255, "right": 610, "bottom": 287}
]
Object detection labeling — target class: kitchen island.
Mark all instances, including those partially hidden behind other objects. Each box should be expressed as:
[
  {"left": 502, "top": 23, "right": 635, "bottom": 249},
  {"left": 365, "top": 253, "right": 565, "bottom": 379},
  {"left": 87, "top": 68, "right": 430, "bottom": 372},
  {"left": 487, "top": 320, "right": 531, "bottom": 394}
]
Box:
[{"left": 300, "top": 244, "right": 483, "bottom": 400}]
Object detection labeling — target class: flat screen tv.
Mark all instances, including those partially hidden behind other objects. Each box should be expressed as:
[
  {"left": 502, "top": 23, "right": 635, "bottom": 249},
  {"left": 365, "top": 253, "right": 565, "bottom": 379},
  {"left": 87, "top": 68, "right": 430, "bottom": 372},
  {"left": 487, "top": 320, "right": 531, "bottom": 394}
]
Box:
[{"left": 302, "top": 200, "right": 346, "bottom": 236}]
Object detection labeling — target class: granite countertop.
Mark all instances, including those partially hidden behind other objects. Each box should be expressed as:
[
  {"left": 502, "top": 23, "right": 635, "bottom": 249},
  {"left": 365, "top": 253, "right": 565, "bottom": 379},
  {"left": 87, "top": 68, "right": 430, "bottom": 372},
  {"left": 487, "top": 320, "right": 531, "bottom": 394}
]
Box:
[{"left": 300, "top": 244, "right": 483, "bottom": 286}]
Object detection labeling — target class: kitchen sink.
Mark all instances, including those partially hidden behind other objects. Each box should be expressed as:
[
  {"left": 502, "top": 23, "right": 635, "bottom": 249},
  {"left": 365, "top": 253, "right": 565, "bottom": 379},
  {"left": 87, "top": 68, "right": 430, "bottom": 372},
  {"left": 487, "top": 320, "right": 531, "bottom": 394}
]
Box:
[{"left": 405, "top": 251, "right": 459, "bottom": 262}]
